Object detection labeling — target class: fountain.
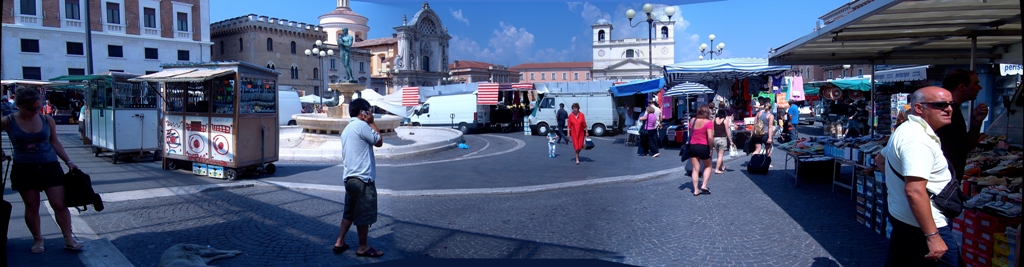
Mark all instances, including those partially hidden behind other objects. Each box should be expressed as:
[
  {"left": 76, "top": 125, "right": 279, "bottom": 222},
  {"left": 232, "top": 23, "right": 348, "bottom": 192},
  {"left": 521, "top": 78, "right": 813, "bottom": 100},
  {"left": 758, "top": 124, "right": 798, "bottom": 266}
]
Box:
[{"left": 293, "top": 82, "right": 402, "bottom": 135}]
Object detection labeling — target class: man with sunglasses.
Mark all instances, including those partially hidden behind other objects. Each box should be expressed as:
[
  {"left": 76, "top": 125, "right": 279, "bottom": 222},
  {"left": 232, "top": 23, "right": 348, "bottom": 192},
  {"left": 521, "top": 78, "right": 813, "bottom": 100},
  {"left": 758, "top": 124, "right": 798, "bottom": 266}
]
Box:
[
  {"left": 935, "top": 68, "right": 988, "bottom": 180},
  {"left": 882, "top": 86, "right": 960, "bottom": 266}
]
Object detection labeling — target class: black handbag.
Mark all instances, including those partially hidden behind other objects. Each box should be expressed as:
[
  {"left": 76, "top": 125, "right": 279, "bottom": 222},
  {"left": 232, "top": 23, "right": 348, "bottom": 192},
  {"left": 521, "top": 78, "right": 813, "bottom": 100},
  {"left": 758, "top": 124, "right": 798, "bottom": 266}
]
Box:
[
  {"left": 584, "top": 138, "right": 595, "bottom": 150},
  {"left": 679, "top": 118, "right": 694, "bottom": 161},
  {"left": 887, "top": 159, "right": 964, "bottom": 218},
  {"left": 64, "top": 168, "right": 104, "bottom": 212}
]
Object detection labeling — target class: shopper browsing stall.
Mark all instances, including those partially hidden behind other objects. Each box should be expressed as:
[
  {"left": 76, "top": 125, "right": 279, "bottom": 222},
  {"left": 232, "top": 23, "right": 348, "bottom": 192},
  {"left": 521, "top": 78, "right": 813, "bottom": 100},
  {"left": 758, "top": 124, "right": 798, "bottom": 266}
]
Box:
[
  {"left": 935, "top": 68, "right": 988, "bottom": 179},
  {"left": 881, "top": 86, "right": 960, "bottom": 266}
]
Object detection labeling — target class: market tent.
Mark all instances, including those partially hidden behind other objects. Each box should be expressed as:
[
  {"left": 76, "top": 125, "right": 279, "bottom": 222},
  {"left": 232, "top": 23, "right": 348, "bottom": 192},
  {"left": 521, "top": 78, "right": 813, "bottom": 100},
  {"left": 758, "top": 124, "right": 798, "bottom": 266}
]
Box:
[
  {"left": 874, "top": 65, "right": 930, "bottom": 83},
  {"left": 298, "top": 94, "right": 331, "bottom": 104},
  {"left": 662, "top": 58, "right": 791, "bottom": 86},
  {"left": 476, "top": 83, "right": 512, "bottom": 105},
  {"left": 381, "top": 89, "right": 414, "bottom": 117},
  {"left": 608, "top": 77, "right": 665, "bottom": 97},
  {"left": 359, "top": 88, "right": 384, "bottom": 104},
  {"left": 664, "top": 82, "right": 713, "bottom": 97},
  {"left": 128, "top": 68, "right": 198, "bottom": 82},
  {"left": 829, "top": 76, "right": 872, "bottom": 91},
  {"left": 769, "top": 0, "right": 1021, "bottom": 66}
]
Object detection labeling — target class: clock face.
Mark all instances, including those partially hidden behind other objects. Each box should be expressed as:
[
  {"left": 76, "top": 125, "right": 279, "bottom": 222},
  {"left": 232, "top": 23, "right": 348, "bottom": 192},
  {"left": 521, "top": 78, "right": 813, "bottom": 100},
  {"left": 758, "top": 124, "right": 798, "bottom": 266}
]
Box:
[
  {"left": 598, "top": 50, "right": 605, "bottom": 57},
  {"left": 661, "top": 47, "right": 669, "bottom": 54}
]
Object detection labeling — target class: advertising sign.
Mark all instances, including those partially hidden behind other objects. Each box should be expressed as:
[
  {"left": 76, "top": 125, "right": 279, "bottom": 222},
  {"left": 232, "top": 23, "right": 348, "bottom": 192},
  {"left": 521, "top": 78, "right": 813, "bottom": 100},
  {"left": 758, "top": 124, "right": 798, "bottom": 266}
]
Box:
[
  {"left": 209, "top": 117, "right": 234, "bottom": 163},
  {"left": 164, "top": 115, "right": 184, "bottom": 156},
  {"left": 185, "top": 116, "right": 209, "bottom": 159}
]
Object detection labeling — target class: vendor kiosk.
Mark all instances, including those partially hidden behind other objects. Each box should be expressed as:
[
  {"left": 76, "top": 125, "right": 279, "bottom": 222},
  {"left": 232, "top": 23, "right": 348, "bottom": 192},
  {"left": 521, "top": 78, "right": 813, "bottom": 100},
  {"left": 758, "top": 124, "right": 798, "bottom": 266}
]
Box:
[
  {"left": 133, "top": 62, "right": 279, "bottom": 180},
  {"left": 51, "top": 73, "right": 160, "bottom": 163}
]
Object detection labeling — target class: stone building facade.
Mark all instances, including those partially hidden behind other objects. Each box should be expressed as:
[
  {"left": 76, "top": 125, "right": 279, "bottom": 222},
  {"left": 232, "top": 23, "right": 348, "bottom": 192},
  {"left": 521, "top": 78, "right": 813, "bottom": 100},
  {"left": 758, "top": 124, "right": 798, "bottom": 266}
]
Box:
[
  {"left": 448, "top": 60, "right": 519, "bottom": 84},
  {"left": 2, "top": 0, "right": 211, "bottom": 79},
  {"left": 511, "top": 62, "right": 593, "bottom": 83},
  {"left": 391, "top": 2, "right": 451, "bottom": 88},
  {"left": 354, "top": 36, "right": 398, "bottom": 94},
  {"left": 210, "top": 13, "right": 371, "bottom": 97}
]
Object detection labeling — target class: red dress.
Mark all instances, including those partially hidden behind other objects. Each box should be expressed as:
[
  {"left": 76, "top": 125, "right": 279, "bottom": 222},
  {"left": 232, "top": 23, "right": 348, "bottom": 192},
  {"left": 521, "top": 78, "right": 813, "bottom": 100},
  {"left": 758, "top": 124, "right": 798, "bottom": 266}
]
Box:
[{"left": 567, "top": 111, "right": 587, "bottom": 151}]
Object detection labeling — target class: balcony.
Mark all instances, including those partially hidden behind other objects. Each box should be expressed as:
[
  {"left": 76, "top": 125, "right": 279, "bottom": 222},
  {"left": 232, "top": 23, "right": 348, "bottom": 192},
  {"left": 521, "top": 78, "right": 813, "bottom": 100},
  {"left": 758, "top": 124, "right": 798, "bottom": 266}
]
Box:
[
  {"left": 176, "top": 31, "right": 192, "bottom": 39},
  {"left": 143, "top": 27, "right": 160, "bottom": 36},
  {"left": 16, "top": 15, "right": 40, "bottom": 25},
  {"left": 105, "top": 23, "right": 125, "bottom": 33},
  {"left": 63, "top": 19, "right": 83, "bottom": 28}
]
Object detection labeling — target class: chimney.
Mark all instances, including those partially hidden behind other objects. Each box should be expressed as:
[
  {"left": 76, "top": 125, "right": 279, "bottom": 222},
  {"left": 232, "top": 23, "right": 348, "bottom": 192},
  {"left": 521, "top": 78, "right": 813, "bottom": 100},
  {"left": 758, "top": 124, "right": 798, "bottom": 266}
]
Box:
[
  {"left": 269, "top": 17, "right": 278, "bottom": 24},
  {"left": 258, "top": 15, "right": 268, "bottom": 22}
]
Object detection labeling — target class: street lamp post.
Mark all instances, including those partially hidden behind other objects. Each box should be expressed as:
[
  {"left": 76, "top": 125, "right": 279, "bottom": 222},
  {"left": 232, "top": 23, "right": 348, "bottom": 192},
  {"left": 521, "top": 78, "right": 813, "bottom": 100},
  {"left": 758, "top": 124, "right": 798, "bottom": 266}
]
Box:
[
  {"left": 305, "top": 40, "right": 333, "bottom": 113},
  {"left": 626, "top": 4, "right": 676, "bottom": 79},
  {"left": 842, "top": 64, "right": 851, "bottom": 78},
  {"left": 699, "top": 34, "right": 725, "bottom": 60}
]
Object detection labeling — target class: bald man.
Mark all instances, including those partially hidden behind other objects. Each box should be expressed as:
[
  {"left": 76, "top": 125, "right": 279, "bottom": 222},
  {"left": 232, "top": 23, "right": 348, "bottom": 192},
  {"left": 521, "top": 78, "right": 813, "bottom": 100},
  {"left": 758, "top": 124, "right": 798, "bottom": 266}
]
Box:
[{"left": 881, "top": 86, "right": 960, "bottom": 266}]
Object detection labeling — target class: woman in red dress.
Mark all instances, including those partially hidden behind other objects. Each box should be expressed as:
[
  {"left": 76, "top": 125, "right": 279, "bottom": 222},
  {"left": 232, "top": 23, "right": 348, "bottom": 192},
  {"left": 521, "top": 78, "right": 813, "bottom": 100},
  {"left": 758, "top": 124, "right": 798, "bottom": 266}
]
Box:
[{"left": 567, "top": 103, "right": 587, "bottom": 165}]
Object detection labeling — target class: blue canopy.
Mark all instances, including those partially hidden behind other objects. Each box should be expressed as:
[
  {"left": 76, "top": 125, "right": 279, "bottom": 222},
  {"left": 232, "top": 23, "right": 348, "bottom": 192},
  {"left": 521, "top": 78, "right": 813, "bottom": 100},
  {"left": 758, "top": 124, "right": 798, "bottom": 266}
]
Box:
[
  {"left": 608, "top": 78, "right": 665, "bottom": 97},
  {"left": 662, "top": 58, "right": 791, "bottom": 86}
]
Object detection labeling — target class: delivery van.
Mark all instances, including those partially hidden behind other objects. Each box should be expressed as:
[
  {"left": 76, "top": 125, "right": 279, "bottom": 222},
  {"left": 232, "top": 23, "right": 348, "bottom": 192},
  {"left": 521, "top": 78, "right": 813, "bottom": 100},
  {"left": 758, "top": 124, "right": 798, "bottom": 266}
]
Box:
[
  {"left": 409, "top": 93, "right": 491, "bottom": 134},
  {"left": 278, "top": 90, "right": 302, "bottom": 126},
  {"left": 530, "top": 91, "right": 618, "bottom": 136}
]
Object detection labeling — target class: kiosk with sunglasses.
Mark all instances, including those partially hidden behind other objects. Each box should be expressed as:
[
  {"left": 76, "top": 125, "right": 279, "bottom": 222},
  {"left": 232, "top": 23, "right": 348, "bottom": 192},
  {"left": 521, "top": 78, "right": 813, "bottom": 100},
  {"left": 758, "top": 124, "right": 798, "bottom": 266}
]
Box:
[{"left": 131, "top": 62, "right": 280, "bottom": 181}]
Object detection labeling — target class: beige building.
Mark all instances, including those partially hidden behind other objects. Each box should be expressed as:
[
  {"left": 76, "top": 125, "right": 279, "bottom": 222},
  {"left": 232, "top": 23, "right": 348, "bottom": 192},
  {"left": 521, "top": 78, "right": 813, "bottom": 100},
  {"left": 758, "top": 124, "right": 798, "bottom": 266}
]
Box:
[
  {"left": 2, "top": 0, "right": 211, "bottom": 79},
  {"left": 448, "top": 60, "right": 519, "bottom": 84},
  {"left": 210, "top": 12, "right": 371, "bottom": 97},
  {"left": 510, "top": 62, "right": 593, "bottom": 83},
  {"left": 354, "top": 35, "right": 397, "bottom": 94}
]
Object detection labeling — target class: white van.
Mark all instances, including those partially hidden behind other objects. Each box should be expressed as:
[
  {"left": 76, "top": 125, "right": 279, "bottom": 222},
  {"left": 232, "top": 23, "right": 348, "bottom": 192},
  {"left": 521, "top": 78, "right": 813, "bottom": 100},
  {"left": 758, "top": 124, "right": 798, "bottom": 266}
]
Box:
[
  {"left": 530, "top": 92, "right": 617, "bottom": 136},
  {"left": 408, "top": 93, "right": 491, "bottom": 133},
  {"left": 278, "top": 90, "right": 302, "bottom": 126}
]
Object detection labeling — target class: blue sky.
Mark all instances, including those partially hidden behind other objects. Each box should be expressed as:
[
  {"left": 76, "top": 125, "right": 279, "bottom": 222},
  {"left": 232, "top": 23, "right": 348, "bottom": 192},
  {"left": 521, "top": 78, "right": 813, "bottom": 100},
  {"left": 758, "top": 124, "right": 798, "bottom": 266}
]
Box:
[{"left": 210, "top": 0, "right": 850, "bottom": 67}]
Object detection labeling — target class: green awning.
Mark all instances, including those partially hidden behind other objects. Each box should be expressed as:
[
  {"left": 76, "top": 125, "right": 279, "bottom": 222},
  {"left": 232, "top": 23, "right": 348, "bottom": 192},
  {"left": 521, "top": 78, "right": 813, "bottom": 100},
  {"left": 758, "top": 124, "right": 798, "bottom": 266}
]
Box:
[{"left": 830, "top": 78, "right": 871, "bottom": 91}]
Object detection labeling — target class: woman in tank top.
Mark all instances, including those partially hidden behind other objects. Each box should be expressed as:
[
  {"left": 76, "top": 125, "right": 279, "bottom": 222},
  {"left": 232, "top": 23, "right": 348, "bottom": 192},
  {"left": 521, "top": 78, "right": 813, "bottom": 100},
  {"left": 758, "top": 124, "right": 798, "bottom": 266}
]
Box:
[
  {"left": 712, "top": 110, "right": 733, "bottom": 174},
  {"left": 687, "top": 105, "right": 715, "bottom": 196},
  {"left": 1, "top": 88, "right": 83, "bottom": 253}
]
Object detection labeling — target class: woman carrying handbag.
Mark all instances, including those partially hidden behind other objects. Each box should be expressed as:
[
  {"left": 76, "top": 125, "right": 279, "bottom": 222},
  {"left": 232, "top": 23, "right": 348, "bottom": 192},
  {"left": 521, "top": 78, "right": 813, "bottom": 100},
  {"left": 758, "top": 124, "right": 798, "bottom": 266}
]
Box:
[{"left": 1, "top": 88, "right": 83, "bottom": 254}]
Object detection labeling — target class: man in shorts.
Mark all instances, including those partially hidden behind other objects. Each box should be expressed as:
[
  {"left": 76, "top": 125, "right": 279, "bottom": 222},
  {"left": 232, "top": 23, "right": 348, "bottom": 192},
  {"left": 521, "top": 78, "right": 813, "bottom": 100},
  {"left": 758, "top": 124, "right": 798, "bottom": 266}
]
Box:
[{"left": 333, "top": 98, "right": 384, "bottom": 257}]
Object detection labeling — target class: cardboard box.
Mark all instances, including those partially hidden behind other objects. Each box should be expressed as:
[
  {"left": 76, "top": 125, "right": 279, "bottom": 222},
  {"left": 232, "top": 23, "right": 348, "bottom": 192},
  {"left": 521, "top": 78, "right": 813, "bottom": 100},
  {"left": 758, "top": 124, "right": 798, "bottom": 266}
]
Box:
[
  {"left": 952, "top": 218, "right": 964, "bottom": 231},
  {"left": 994, "top": 233, "right": 1011, "bottom": 254},
  {"left": 856, "top": 196, "right": 866, "bottom": 205},
  {"left": 965, "top": 234, "right": 994, "bottom": 255},
  {"left": 977, "top": 211, "right": 1022, "bottom": 233},
  {"left": 963, "top": 246, "right": 992, "bottom": 267}
]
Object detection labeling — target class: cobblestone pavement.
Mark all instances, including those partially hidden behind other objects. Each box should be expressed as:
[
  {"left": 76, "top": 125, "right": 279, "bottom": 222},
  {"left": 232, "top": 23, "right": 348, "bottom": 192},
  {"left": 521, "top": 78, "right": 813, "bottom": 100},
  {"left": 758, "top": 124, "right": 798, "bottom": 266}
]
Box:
[{"left": 78, "top": 154, "right": 888, "bottom": 267}]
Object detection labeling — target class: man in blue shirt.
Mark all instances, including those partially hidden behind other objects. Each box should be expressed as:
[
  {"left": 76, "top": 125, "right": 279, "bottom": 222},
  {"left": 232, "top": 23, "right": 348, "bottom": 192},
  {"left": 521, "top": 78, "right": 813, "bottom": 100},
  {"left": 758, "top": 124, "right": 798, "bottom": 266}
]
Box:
[
  {"left": 333, "top": 98, "right": 385, "bottom": 257},
  {"left": 787, "top": 100, "right": 800, "bottom": 141}
]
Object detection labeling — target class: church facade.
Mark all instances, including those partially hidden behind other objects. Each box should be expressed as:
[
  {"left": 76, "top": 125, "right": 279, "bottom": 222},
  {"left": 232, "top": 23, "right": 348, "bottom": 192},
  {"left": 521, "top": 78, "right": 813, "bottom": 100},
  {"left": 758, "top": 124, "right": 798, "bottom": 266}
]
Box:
[
  {"left": 591, "top": 18, "right": 676, "bottom": 81},
  {"left": 391, "top": 2, "right": 452, "bottom": 88}
]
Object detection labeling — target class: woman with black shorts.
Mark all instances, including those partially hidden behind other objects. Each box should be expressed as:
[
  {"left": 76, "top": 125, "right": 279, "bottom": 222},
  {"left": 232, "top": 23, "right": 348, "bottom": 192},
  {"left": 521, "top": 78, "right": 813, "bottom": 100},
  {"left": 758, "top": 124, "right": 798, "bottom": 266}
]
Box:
[
  {"left": 1, "top": 88, "right": 83, "bottom": 253},
  {"left": 687, "top": 105, "right": 715, "bottom": 196}
]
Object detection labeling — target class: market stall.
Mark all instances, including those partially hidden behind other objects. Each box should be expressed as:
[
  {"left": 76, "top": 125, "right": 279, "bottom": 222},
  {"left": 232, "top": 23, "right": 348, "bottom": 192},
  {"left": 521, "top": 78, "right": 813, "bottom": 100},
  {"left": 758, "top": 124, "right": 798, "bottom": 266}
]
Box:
[
  {"left": 769, "top": 0, "right": 1022, "bottom": 257},
  {"left": 132, "top": 62, "right": 280, "bottom": 181}
]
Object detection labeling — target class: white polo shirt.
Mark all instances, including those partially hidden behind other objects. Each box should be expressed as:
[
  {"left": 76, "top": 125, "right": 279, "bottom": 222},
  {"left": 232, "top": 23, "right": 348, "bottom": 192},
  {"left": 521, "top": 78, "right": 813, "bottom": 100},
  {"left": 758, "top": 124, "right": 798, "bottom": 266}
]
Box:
[{"left": 882, "top": 114, "right": 952, "bottom": 228}]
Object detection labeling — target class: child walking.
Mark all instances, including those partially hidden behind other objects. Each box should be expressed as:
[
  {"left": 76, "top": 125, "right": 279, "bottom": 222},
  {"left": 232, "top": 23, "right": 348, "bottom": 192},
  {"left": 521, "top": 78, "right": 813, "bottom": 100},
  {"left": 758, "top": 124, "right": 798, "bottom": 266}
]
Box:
[{"left": 547, "top": 131, "right": 557, "bottom": 158}]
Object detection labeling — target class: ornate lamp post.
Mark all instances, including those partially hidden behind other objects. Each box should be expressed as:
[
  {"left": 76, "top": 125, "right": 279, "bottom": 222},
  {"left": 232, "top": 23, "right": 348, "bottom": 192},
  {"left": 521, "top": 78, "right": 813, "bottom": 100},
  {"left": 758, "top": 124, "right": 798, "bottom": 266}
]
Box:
[
  {"left": 378, "top": 62, "right": 392, "bottom": 93},
  {"left": 626, "top": 4, "right": 676, "bottom": 79},
  {"left": 698, "top": 34, "right": 725, "bottom": 60},
  {"left": 842, "top": 64, "right": 851, "bottom": 78},
  {"left": 304, "top": 40, "right": 333, "bottom": 112}
]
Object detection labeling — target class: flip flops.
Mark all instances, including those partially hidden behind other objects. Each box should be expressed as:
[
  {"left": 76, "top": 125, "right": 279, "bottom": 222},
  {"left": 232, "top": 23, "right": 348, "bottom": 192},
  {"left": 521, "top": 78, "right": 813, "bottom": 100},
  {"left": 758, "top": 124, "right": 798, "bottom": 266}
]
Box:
[
  {"left": 31, "top": 244, "right": 44, "bottom": 254},
  {"left": 64, "top": 243, "right": 84, "bottom": 251},
  {"left": 356, "top": 247, "right": 384, "bottom": 257}
]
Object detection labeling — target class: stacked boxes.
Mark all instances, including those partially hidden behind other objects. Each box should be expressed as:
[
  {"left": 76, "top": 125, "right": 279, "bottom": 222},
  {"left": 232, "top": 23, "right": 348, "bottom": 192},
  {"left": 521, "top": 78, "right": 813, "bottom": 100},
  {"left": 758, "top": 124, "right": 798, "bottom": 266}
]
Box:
[
  {"left": 962, "top": 210, "right": 1022, "bottom": 267},
  {"left": 856, "top": 171, "right": 889, "bottom": 237}
]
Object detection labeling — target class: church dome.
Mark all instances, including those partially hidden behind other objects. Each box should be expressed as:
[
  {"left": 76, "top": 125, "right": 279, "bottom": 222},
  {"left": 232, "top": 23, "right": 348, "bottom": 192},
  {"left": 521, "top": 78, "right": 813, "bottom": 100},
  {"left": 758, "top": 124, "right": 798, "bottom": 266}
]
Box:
[{"left": 320, "top": 0, "right": 370, "bottom": 44}]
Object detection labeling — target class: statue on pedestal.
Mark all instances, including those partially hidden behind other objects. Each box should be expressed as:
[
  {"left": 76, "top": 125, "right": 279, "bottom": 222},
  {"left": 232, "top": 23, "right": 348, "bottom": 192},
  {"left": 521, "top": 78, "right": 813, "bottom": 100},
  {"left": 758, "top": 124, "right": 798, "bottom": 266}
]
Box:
[{"left": 337, "top": 28, "right": 356, "bottom": 83}]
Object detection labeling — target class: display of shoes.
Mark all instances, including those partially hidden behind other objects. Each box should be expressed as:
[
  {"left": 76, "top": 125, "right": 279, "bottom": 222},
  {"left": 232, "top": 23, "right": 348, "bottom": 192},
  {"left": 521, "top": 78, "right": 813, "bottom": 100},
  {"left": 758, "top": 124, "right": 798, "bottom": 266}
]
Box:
[{"left": 965, "top": 193, "right": 994, "bottom": 209}]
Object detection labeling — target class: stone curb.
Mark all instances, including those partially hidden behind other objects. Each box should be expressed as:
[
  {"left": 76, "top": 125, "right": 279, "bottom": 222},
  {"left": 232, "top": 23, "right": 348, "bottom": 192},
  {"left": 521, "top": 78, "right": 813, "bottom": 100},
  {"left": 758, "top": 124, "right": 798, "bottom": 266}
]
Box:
[{"left": 278, "top": 127, "right": 463, "bottom": 161}]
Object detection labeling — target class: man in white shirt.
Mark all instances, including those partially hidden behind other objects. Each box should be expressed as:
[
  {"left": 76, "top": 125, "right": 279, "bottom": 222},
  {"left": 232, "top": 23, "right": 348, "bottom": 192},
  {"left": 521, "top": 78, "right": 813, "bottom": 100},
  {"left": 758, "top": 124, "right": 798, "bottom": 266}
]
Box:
[
  {"left": 881, "top": 86, "right": 958, "bottom": 266},
  {"left": 333, "top": 98, "right": 385, "bottom": 257}
]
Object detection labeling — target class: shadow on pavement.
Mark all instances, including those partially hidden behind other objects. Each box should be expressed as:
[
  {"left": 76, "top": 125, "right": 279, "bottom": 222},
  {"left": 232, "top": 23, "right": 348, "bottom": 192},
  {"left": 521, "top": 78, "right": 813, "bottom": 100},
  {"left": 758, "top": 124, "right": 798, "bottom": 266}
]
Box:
[
  {"left": 77, "top": 186, "right": 621, "bottom": 266},
  {"left": 735, "top": 157, "right": 889, "bottom": 266}
]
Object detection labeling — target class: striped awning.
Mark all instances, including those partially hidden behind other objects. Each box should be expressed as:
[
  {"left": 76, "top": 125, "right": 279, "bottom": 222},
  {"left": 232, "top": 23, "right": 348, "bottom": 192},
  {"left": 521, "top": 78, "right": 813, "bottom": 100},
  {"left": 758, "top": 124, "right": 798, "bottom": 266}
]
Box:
[
  {"left": 511, "top": 83, "right": 534, "bottom": 90},
  {"left": 476, "top": 83, "right": 507, "bottom": 105},
  {"left": 662, "top": 58, "right": 790, "bottom": 87},
  {"left": 664, "top": 82, "right": 713, "bottom": 97},
  {"left": 401, "top": 87, "right": 420, "bottom": 106}
]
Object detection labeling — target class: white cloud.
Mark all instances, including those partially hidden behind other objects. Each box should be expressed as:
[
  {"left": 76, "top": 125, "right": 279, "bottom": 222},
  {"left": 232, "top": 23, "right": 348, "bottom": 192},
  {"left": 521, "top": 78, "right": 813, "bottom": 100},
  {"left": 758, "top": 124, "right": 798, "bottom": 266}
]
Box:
[
  {"left": 450, "top": 8, "right": 469, "bottom": 26},
  {"left": 580, "top": 2, "right": 610, "bottom": 25},
  {"left": 567, "top": 2, "right": 582, "bottom": 11}
]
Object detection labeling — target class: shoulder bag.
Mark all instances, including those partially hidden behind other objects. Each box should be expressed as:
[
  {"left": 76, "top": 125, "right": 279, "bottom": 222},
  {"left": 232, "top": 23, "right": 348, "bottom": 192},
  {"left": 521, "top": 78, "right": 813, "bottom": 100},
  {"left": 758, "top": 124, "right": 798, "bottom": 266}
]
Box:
[
  {"left": 679, "top": 118, "right": 694, "bottom": 161},
  {"left": 886, "top": 159, "right": 964, "bottom": 218},
  {"left": 639, "top": 114, "right": 651, "bottom": 136}
]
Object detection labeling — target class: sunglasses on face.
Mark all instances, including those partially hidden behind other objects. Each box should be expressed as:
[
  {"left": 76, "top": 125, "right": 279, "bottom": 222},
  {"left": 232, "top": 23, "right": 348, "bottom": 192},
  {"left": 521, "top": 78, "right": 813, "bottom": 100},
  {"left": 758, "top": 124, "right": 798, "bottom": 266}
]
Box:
[{"left": 920, "top": 101, "right": 956, "bottom": 110}]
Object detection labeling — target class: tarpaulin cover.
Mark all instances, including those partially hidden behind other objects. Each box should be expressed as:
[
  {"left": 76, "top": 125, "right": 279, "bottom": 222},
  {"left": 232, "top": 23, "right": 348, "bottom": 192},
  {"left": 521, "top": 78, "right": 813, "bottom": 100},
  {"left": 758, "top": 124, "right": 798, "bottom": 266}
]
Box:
[{"left": 609, "top": 78, "right": 665, "bottom": 97}]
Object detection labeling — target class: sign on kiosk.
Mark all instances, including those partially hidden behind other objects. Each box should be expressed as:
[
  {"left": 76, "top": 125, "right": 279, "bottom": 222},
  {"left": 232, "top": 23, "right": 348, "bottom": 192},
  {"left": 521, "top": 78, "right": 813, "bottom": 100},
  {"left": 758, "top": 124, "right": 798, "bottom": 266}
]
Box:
[{"left": 1000, "top": 64, "right": 1022, "bottom": 76}]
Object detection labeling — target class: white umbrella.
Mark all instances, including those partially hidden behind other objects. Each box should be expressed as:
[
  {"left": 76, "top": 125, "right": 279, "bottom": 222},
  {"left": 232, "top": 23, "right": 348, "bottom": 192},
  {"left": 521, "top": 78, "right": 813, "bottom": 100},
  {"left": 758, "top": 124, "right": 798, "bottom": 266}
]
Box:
[
  {"left": 664, "top": 82, "right": 713, "bottom": 97},
  {"left": 298, "top": 94, "right": 332, "bottom": 104}
]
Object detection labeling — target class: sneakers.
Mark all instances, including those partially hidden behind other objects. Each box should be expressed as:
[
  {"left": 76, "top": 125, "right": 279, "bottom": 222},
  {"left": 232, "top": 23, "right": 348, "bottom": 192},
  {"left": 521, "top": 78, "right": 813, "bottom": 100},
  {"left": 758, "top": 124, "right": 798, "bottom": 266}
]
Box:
[{"left": 964, "top": 193, "right": 994, "bottom": 209}]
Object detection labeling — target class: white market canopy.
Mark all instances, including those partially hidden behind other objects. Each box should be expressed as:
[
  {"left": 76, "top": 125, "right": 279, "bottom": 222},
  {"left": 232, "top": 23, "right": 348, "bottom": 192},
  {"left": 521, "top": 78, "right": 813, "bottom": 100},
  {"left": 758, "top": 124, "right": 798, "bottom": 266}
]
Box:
[
  {"left": 769, "top": 0, "right": 1022, "bottom": 66},
  {"left": 662, "top": 58, "right": 791, "bottom": 87},
  {"left": 298, "top": 94, "right": 332, "bottom": 104}
]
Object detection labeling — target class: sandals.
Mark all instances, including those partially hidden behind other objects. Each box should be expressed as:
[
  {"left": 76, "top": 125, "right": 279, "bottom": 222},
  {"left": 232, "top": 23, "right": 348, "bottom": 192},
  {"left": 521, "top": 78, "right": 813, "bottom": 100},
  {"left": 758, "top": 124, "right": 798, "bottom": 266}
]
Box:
[
  {"left": 693, "top": 191, "right": 701, "bottom": 196},
  {"left": 356, "top": 247, "right": 384, "bottom": 257},
  {"left": 714, "top": 170, "right": 725, "bottom": 174},
  {"left": 31, "top": 243, "right": 45, "bottom": 254},
  {"left": 332, "top": 244, "right": 349, "bottom": 254},
  {"left": 64, "top": 243, "right": 84, "bottom": 251},
  {"left": 701, "top": 188, "right": 711, "bottom": 195}
]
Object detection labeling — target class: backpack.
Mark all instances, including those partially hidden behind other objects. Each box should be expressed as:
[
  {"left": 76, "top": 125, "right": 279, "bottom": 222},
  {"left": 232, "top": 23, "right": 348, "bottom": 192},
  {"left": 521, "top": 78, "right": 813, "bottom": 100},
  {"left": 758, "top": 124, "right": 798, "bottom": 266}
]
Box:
[
  {"left": 64, "top": 169, "right": 104, "bottom": 212},
  {"left": 753, "top": 111, "right": 768, "bottom": 136}
]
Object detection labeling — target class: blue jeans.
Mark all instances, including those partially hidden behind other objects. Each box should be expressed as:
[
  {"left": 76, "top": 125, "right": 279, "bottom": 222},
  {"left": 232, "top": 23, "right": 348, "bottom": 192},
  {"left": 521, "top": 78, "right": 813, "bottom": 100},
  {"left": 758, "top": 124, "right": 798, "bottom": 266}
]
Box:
[
  {"left": 555, "top": 124, "right": 568, "bottom": 143},
  {"left": 885, "top": 215, "right": 960, "bottom": 267}
]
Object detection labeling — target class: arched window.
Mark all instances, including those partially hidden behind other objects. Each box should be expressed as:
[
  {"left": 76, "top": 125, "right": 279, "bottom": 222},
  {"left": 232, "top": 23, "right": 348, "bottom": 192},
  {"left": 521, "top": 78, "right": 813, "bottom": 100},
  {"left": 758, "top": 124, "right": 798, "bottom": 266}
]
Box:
[
  {"left": 313, "top": 68, "right": 319, "bottom": 79},
  {"left": 238, "top": 38, "right": 243, "bottom": 52},
  {"left": 266, "top": 38, "right": 273, "bottom": 51},
  {"left": 661, "top": 26, "right": 669, "bottom": 38},
  {"left": 291, "top": 66, "right": 298, "bottom": 79},
  {"left": 219, "top": 41, "right": 224, "bottom": 55},
  {"left": 290, "top": 41, "right": 296, "bottom": 54},
  {"left": 625, "top": 49, "right": 635, "bottom": 58},
  {"left": 598, "top": 30, "right": 605, "bottom": 41}
]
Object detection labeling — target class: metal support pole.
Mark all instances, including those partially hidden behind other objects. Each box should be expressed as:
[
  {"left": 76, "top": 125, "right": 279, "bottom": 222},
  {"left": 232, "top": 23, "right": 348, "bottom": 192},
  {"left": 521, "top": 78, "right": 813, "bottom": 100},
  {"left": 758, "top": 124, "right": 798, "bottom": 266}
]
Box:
[
  {"left": 968, "top": 36, "right": 977, "bottom": 129},
  {"left": 648, "top": 19, "right": 653, "bottom": 79},
  {"left": 869, "top": 61, "right": 876, "bottom": 137},
  {"left": 84, "top": 0, "right": 94, "bottom": 74}
]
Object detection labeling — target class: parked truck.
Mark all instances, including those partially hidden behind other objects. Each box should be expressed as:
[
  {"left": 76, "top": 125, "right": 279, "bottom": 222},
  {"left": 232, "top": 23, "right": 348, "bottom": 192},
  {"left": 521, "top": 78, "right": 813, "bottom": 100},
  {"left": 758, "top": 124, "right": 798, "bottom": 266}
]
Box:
[
  {"left": 530, "top": 91, "right": 618, "bottom": 136},
  {"left": 408, "top": 93, "right": 494, "bottom": 134}
]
